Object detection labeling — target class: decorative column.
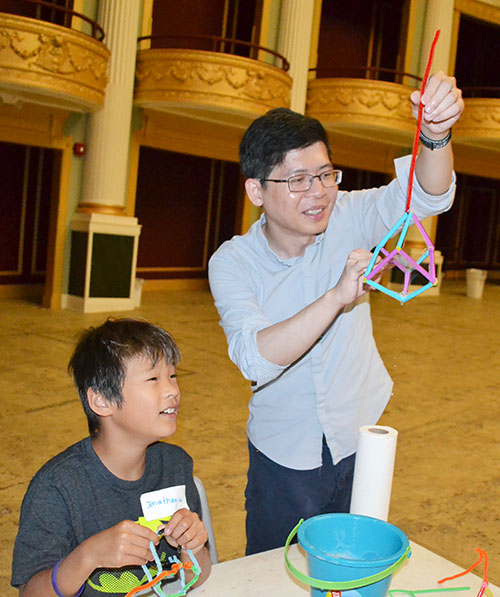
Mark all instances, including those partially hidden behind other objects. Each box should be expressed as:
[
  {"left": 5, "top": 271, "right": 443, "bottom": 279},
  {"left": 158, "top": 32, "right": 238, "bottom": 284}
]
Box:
[
  {"left": 403, "top": 0, "right": 455, "bottom": 295},
  {"left": 64, "top": 0, "right": 142, "bottom": 313},
  {"left": 277, "top": 0, "right": 315, "bottom": 114},
  {"left": 419, "top": 0, "right": 454, "bottom": 75}
]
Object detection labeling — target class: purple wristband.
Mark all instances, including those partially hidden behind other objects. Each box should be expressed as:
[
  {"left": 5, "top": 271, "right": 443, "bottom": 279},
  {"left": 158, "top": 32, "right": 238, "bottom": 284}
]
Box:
[{"left": 51, "top": 560, "right": 85, "bottom": 597}]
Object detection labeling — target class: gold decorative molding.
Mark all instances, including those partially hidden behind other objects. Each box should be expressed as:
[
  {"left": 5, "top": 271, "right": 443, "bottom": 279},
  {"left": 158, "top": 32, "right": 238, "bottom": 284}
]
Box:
[
  {"left": 77, "top": 203, "right": 126, "bottom": 216},
  {"left": 453, "top": 98, "right": 500, "bottom": 142},
  {"left": 453, "top": 98, "right": 500, "bottom": 160},
  {"left": 455, "top": 0, "right": 500, "bottom": 26},
  {"left": 135, "top": 49, "right": 291, "bottom": 121},
  {"left": 306, "top": 80, "right": 500, "bottom": 172},
  {"left": 0, "top": 14, "right": 109, "bottom": 112},
  {"left": 307, "top": 78, "right": 415, "bottom": 138}
]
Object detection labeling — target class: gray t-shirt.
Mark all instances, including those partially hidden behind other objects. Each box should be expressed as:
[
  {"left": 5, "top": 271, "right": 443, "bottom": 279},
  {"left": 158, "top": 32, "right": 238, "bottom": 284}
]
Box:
[{"left": 11, "top": 437, "right": 201, "bottom": 596}]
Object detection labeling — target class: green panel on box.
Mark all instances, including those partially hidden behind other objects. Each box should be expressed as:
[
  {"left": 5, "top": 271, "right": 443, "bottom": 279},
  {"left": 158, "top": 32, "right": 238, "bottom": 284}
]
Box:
[
  {"left": 68, "top": 231, "right": 88, "bottom": 297},
  {"left": 90, "top": 233, "right": 134, "bottom": 298}
]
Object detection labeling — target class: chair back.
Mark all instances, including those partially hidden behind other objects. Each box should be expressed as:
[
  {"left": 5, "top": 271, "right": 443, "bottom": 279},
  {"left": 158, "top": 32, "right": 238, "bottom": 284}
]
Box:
[{"left": 193, "top": 476, "right": 218, "bottom": 564}]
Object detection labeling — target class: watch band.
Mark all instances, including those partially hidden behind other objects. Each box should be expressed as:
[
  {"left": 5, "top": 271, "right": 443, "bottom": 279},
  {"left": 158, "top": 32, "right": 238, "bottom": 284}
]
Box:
[{"left": 419, "top": 129, "right": 452, "bottom": 150}]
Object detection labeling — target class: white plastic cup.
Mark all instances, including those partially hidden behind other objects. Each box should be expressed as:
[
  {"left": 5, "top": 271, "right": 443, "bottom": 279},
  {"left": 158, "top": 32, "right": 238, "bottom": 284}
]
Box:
[{"left": 466, "top": 268, "right": 487, "bottom": 299}]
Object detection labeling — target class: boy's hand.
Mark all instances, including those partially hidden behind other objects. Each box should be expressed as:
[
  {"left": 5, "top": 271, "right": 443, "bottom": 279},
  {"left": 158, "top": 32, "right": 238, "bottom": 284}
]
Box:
[
  {"left": 85, "top": 520, "right": 160, "bottom": 569},
  {"left": 163, "top": 508, "right": 208, "bottom": 554}
]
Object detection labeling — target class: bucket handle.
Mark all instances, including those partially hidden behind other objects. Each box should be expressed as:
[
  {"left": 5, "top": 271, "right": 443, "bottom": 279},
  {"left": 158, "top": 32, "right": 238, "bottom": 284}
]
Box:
[{"left": 284, "top": 519, "right": 411, "bottom": 591}]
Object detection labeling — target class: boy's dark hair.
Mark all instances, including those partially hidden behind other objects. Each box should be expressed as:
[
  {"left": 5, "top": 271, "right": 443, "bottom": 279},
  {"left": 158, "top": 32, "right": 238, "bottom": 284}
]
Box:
[
  {"left": 239, "top": 107, "right": 332, "bottom": 183},
  {"left": 68, "top": 318, "right": 180, "bottom": 437}
]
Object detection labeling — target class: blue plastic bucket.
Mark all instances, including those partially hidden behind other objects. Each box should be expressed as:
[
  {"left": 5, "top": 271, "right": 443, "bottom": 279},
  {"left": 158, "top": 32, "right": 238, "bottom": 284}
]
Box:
[{"left": 285, "top": 514, "right": 410, "bottom": 597}]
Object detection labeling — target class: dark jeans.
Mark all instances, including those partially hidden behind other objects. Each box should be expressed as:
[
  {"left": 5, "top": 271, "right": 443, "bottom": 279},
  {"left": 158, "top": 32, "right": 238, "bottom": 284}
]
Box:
[{"left": 245, "top": 438, "right": 355, "bottom": 555}]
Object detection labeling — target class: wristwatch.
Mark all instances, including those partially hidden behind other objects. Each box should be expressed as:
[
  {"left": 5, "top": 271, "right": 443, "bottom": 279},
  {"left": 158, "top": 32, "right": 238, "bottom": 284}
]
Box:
[{"left": 419, "top": 129, "right": 452, "bottom": 150}]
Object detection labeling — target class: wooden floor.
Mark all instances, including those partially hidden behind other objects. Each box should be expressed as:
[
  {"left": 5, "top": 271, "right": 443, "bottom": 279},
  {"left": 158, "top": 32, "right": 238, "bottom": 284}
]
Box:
[{"left": 1, "top": 278, "right": 499, "bottom": 594}]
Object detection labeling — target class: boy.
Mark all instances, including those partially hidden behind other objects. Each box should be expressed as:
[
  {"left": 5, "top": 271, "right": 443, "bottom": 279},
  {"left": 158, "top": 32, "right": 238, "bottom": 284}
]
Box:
[
  {"left": 11, "top": 318, "right": 211, "bottom": 596},
  {"left": 208, "top": 71, "right": 464, "bottom": 554}
]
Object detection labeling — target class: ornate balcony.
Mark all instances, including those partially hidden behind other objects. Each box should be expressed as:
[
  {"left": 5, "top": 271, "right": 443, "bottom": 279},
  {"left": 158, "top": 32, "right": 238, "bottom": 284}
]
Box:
[
  {"left": 449, "top": 90, "right": 500, "bottom": 177},
  {"left": 135, "top": 36, "right": 291, "bottom": 129},
  {"left": 453, "top": 97, "right": 500, "bottom": 150},
  {"left": 0, "top": 7, "right": 108, "bottom": 112},
  {"left": 307, "top": 69, "right": 421, "bottom": 151},
  {"left": 307, "top": 71, "right": 500, "bottom": 171}
]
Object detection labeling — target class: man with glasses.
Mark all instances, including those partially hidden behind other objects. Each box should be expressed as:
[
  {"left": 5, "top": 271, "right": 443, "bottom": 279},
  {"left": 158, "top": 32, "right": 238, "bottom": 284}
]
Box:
[{"left": 208, "top": 72, "right": 464, "bottom": 555}]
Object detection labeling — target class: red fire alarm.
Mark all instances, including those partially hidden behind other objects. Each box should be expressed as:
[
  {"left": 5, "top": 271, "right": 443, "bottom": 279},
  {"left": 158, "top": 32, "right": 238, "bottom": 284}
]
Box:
[{"left": 73, "top": 142, "right": 86, "bottom": 156}]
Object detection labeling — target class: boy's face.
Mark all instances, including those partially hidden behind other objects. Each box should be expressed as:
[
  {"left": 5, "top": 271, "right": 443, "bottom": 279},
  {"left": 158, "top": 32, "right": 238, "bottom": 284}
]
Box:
[{"left": 113, "top": 354, "right": 180, "bottom": 443}]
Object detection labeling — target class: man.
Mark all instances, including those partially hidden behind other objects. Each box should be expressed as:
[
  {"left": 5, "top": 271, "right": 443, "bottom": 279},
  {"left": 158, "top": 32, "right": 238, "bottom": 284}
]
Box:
[{"left": 208, "top": 72, "right": 464, "bottom": 554}]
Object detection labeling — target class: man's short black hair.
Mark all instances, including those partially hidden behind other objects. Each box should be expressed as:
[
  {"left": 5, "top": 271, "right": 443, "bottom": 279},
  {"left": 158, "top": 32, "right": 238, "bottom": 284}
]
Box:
[
  {"left": 239, "top": 107, "right": 332, "bottom": 182},
  {"left": 68, "top": 318, "right": 180, "bottom": 437}
]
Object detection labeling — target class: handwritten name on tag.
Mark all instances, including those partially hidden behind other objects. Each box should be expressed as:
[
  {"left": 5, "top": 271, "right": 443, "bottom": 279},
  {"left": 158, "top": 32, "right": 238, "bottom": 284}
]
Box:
[{"left": 140, "top": 485, "right": 189, "bottom": 521}]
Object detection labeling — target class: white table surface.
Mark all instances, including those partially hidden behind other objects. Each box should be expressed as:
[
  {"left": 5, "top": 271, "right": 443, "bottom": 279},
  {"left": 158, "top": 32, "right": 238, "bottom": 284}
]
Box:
[{"left": 191, "top": 541, "right": 497, "bottom": 597}]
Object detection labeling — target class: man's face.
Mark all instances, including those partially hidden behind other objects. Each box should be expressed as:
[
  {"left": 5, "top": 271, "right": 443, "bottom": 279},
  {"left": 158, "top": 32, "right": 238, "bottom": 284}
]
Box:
[{"left": 248, "top": 142, "right": 339, "bottom": 258}]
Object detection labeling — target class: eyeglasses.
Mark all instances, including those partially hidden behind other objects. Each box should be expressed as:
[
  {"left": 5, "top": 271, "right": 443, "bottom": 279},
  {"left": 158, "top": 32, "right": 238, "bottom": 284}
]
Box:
[{"left": 261, "top": 169, "right": 342, "bottom": 193}]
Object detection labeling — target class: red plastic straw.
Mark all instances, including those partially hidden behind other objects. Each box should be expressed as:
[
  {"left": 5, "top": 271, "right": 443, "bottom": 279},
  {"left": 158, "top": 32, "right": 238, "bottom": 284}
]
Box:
[{"left": 405, "top": 29, "right": 441, "bottom": 213}]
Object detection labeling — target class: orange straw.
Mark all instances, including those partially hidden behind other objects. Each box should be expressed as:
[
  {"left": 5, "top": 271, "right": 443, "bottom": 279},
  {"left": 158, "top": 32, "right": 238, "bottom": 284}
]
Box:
[
  {"left": 125, "top": 570, "right": 170, "bottom": 597},
  {"left": 125, "top": 562, "right": 182, "bottom": 597},
  {"left": 438, "top": 548, "right": 489, "bottom": 597}
]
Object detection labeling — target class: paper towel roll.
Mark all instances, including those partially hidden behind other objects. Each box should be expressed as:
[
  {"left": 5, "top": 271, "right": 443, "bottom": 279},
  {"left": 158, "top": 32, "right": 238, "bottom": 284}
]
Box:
[{"left": 349, "top": 425, "right": 398, "bottom": 521}]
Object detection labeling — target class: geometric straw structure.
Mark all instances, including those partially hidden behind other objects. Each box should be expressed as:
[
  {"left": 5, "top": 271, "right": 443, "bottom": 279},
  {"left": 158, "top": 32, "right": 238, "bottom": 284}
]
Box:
[
  {"left": 363, "top": 29, "right": 441, "bottom": 304},
  {"left": 125, "top": 547, "right": 200, "bottom": 597},
  {"left": 121, "top": 518, "right": 201, "bottom": 597},
  {"left": 363, "top": 211, "right": 437, "bottom": 303}
]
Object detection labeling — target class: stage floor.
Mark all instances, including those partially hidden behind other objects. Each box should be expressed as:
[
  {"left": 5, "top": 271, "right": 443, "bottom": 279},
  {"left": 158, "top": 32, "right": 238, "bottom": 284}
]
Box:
[{"left": 1, "top": 278, "right": 498, "bottom": 593}]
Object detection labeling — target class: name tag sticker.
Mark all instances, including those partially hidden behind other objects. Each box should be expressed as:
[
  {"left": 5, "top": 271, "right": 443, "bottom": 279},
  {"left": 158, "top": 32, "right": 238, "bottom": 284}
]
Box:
[{"left": 140, "top": 485, "right": 189, "bottom": 521}]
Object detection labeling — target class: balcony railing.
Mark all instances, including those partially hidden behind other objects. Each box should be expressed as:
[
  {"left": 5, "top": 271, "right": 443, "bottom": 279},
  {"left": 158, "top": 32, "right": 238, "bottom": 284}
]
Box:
[
  {"left": 461, "top": 87, "right": 500, "bottom": 98},
  {"left": 1, "top": 0, "right": 105, "bottom": 41},
  {"left": 137, "top": 34, "right": 290, "bottom": 72},
  {"left": 310, "top": 68, "right": 500, "bottom": 98},
  {"left": 310, "top": 66, "right": 421, "bottom": 86}
]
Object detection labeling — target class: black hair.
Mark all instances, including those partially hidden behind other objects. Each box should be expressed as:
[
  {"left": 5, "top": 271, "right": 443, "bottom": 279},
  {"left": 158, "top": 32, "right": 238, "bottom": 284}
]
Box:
[
  {"left": 68, "top": 318, "right": 180, "bottom": 437},
  {"left": 239, "top": 107, "right": 332, "bottom": 183}
]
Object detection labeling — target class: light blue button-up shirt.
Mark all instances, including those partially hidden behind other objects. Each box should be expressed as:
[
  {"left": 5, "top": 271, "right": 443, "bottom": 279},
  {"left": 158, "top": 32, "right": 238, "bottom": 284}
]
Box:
[{"left": 209, "top": 155, "right": 455, "bottom": 470}]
